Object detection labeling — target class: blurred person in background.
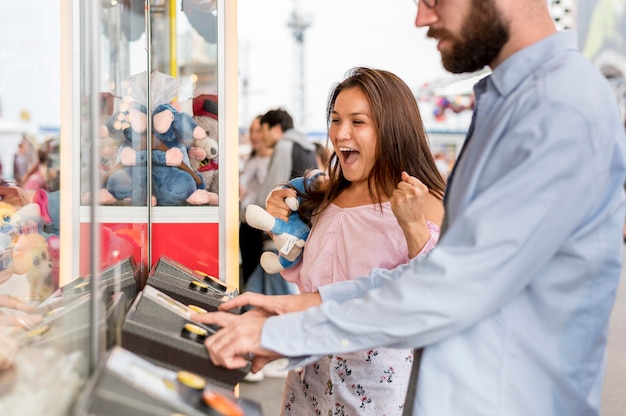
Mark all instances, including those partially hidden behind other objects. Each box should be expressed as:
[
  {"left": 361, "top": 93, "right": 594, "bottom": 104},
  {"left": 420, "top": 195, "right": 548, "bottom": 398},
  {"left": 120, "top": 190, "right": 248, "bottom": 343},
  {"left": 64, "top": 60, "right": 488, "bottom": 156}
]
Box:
[
  {"left": 244, "top": 108, "right": 317, "bottom": 300},
  {"left": 21, "top": 149, "right": 49, "bottom": 191},
  {"left": 240, "top": 115, "right": 274, "bottom": 287},
  {"left": 12, "top": 140, "right": 29, "bottom": 186},
  {"left": 242, "top": 108, "right": 318, "bottom": 379},
  {"left": 313, "top": 141, "right": 331, "bottom": 170}
]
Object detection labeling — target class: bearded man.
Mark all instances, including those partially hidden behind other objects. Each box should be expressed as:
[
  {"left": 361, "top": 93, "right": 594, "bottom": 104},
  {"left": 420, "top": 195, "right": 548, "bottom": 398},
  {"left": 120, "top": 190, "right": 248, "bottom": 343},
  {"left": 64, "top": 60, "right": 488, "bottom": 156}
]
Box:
[{"left": 195, "top": 1, "right": 626, "bottom": 415}]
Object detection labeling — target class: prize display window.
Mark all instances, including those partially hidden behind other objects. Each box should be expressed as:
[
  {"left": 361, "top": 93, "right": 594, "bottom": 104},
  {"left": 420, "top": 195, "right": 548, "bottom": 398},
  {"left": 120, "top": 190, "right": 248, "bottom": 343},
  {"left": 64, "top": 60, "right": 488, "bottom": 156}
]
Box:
[
  {"left": 1, "top": 1, "right": 242, "bottom": 414},
  {"left": 77, "top": 0, "right": 238, "bottom": 285}
]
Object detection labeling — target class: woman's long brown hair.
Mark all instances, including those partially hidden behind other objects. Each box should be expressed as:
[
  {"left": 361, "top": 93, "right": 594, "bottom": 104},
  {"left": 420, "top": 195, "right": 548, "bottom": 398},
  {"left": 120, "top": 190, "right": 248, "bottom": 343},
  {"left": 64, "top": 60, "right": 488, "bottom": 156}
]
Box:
[{"left": 298, "top": 67, "right": 446, "bottom": 225}]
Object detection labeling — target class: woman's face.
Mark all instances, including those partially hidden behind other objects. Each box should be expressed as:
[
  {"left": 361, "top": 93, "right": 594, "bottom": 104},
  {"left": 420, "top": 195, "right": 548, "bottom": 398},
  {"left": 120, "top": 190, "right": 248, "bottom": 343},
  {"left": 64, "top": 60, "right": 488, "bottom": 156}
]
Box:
[
  {"left": 248, "top": 118, "right": 265, "bottom": 152},
  {"left": 329, "top": 87, "right": 377, "bottom": 185}
]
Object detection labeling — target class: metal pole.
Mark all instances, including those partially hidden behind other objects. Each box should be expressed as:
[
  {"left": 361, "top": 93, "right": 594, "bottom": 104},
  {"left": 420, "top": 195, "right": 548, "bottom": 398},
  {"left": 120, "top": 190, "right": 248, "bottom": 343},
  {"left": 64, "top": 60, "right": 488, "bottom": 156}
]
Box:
[{"left": 86, "top": 0, "right": 103, "bottom": 374}]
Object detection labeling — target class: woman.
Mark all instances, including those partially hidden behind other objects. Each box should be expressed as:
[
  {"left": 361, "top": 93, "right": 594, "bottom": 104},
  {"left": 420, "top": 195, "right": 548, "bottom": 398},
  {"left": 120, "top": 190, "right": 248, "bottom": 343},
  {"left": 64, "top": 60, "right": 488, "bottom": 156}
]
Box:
[
  {"left": 278, "top": 67, "right": 445, "bottom": 415},
  {"left": 239, "top": 115, "right": 274, "bottom": 286},
  {"left": 21, "top": 149, "right": 49, "bottom": 191}
]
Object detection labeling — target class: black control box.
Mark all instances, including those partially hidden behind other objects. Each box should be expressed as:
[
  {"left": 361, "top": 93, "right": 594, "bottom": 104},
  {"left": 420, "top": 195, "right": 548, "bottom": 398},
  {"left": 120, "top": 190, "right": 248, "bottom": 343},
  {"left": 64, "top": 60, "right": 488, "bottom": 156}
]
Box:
[{"left": 121, "top": 286, "right": 249, "bottom": 389}]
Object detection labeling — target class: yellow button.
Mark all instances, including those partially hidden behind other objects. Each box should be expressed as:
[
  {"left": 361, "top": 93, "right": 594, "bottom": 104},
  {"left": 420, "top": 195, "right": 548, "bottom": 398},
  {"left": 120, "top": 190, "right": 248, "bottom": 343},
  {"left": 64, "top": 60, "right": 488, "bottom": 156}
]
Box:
[{"left": 177, "top": 371, "right": 206, "bottom": 390}]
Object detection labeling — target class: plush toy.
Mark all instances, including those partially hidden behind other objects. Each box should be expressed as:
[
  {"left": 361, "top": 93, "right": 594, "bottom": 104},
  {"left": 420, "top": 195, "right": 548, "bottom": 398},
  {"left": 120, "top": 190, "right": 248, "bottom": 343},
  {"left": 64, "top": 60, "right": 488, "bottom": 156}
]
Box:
[
  {"left": 0, "top": 181, "right": 30, "bottom": 208},
  {"left": 105, "top": 71, "right": 218, "bottom": 206},
  {"left": 0, "top": 202, "right": 44, "bottom": 243},
  {"left": 0, "top": 211, "right": 52, "bottom": 278},
  {"left": 0, "top": 187, "right": 57, "bottom": 301},
  {"left": 100, "top": 109, "right": 131, "bottom": 183},
  {"left": 12, "top": 233, "right": 53, "bottom": 301},
  {"left": 0, "top": 233, "right": 13, "bottom": 283},
  {"left": 151, "top": 102, "right": 218, "bottom": 205},
  {"left": 104, "top": 99, "right": 151, "bottom": 205},
  {"left": 0, "top": 202, "right": 16, "bottom": 234},
  {"left": 182, "top": 0, "right": 218, "bottom": 44},
  {"left": 47, "top": 234, "right": 60, "bottom": 290},
  {"left": 189, "top": 94, "right": 219, "bottom": 196},
  {"left": 0, "top": 202, "right": 15, "bottom": 281},
  {"left": 245, "top": 169, "right": 326, "bottom": 274}
]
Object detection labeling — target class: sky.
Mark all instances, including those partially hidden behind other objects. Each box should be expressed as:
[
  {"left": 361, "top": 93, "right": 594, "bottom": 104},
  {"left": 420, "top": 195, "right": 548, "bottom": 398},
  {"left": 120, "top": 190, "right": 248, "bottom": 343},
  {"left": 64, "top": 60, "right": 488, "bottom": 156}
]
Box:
[
  {"left": 0, "top": 1, "right": 454, "bottom": 135},
  {"left": 237, "top": 0, "right": 450, "bottom": 133},
  {"left": 0, "top": 1, "right": 60, "bottom": 129}
]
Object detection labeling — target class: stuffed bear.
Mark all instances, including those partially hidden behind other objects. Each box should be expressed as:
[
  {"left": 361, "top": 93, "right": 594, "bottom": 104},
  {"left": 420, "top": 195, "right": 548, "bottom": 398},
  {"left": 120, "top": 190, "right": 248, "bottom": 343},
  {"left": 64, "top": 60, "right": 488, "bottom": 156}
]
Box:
[
  {"left": 105, "top": 71, "right": 218, "bottom": 206},
  {"left": 0, "top": 202, "right": 17, "bottom": 280},
  {"left": 144, "top": 102, "right": 214, "bottom": 206},
  {"left": 245, "top": 169, "right": 326, "bottom": 274},
  {"left": 0, "top": 186, "right": 55, "bottom": 270},
  {"left": 0, "top": 233, "right": 13, "bottom": 283},
  {"left": 0, "top": 201, "right": 46, "bottom": 243},
  {"left": 104, "top": 101, "right": 151, "bottom": 205},
  {"left": 100, "top": 108, "right": 131, "bottom": 184},
  {"left": 0, "top": 211, "right": 52, "bottom": 300},
  {"left": 189, "top": 94, "right": 219, "bottom": 196},
  {"left": 0, "top": 186, "right": 57, "bottom": 302},
  {"left": 77, "top": 93, "right": 130, "bottom": 205},
  {"left": 12, "top": 233, "right": 53, "bottom": 301},
  {"left": 0, "top": 181, "right": 30, "bottom": 208},
  {"left": 0, "top": 202, "right": 16, "bottom": 235}
]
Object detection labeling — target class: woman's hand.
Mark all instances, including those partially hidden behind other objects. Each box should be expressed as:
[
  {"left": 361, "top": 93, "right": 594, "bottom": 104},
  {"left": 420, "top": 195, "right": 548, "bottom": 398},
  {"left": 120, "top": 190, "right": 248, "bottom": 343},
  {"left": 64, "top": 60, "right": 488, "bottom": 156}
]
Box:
[
  {"left": 390, "top": 171, "right": 432, "bottom": 258},
  {"left": 218, "top": 292, "right": 322, "bottom": 316},
  {"left": 265, "top": 188, "right": 297, "bottom": 222}
]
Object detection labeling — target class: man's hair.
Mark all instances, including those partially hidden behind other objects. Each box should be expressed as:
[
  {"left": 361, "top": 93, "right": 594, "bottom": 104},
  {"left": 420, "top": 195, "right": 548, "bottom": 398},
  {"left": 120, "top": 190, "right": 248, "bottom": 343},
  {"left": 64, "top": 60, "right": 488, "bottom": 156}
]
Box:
[{"left": 260, "top": 108, "right": 294, "bottom": 132}]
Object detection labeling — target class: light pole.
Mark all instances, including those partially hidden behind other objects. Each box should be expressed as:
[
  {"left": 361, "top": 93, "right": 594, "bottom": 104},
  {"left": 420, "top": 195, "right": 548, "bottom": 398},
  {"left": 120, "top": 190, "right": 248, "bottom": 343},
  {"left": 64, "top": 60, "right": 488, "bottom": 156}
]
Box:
[{"left": 287, "top": 0, "right": 313, "bottom": 129}]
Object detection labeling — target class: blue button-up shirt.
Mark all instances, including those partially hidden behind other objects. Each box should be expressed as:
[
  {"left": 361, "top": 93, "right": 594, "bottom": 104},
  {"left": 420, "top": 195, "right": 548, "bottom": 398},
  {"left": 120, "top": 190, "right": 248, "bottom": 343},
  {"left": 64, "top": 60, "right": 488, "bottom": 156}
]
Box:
[{"left": 262, "top": 31, "right": 626, "bottom": 416}]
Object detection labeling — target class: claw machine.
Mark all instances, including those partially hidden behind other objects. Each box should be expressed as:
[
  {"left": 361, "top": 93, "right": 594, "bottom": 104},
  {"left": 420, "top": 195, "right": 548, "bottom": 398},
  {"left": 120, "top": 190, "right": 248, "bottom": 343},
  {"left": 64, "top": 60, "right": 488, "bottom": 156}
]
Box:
[
  {"left": 76, "top": 0, "right": 239, "bottom": 288},
  {"left": 0, "top": 1, "right": 241, "bottom": 412}
]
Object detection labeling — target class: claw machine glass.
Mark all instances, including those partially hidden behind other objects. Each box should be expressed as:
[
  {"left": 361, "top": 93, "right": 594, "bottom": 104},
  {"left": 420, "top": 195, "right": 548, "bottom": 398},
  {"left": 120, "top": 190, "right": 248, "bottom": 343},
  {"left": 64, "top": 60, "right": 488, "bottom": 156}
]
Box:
[
  {"left": 70, "top": 0, "right": 243, "bottom": 413},
  {"left": 78, "top": 0, "right": 239, "bottom": 290},
  {"left": 0, "top": 0, "right": 239, "bottom": 413},
  {"left": 0, "top": 1, "right": 89, "bottom": 414}
]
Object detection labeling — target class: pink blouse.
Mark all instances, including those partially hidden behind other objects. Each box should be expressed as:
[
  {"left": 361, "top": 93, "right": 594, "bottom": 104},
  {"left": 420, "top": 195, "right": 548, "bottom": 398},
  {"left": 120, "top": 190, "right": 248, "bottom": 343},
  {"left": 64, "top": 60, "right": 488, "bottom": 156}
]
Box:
[{"left": 281, "top": 201, "right": 440, "bottom": 293}]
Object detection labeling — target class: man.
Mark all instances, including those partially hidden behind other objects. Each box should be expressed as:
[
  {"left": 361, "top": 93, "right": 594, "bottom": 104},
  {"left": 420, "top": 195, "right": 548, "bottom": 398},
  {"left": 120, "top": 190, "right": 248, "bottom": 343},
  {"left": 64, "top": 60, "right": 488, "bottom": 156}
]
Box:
[
  {"left": 254, "top": 108, "right": 318, "bottom": 210},
  {"left": 194, "top": 0, "right": 626, "bottom": 414}
]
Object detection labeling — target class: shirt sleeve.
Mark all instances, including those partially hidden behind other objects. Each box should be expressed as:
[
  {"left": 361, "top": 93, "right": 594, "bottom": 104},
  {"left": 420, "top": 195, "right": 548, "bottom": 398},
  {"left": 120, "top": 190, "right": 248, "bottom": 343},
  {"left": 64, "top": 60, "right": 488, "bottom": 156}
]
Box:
[{"left": 261, "top": 103, "right": 600, "bottom": 356}]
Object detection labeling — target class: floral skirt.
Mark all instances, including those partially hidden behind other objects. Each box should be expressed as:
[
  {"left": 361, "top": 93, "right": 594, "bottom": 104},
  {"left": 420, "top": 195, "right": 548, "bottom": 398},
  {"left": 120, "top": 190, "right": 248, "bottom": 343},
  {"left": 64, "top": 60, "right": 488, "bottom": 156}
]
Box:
[{"left": 281, "top": 348, "right": 414, "bottom": 416}]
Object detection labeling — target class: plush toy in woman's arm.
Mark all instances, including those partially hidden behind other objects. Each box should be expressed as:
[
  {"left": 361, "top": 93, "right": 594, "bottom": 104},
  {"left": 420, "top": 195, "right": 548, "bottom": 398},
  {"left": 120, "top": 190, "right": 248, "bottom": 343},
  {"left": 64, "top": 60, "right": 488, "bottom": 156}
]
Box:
[{"left": 245, "top": 169, "right": 326, "bottom": 274}]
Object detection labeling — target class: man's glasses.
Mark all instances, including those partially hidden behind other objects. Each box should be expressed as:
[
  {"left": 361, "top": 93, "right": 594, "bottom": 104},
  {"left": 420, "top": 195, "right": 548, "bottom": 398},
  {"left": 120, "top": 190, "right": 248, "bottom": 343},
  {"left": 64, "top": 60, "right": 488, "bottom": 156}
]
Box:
[{"left": 413, "top": 0, "right": 439, "bottom": 9}]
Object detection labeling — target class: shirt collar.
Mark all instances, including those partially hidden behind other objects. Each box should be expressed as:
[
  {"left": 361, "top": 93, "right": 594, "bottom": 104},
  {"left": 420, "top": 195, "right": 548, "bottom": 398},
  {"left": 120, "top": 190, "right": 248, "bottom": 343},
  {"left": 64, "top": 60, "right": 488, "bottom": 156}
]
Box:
[{"left": 483, "top": 30, "right": 579, "bottom": 98}]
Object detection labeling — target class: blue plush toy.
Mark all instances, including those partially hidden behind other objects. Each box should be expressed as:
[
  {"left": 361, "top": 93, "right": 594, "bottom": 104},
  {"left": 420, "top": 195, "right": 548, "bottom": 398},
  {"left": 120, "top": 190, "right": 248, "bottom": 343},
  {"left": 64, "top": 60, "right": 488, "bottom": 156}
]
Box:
[
  {"left": 245, "top": 169, "right": 326, "bottom": 274},
  {"left": 104, "top": 71, "right": 218, "bottom": 206},
  {"left": 149, "top": 102, "right": 217, "bottom": 205}
]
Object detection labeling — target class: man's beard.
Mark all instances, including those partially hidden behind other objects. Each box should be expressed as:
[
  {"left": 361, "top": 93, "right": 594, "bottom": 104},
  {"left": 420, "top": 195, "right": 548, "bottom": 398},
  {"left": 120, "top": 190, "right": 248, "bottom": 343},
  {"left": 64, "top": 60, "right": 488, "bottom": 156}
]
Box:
[{"left": 428, "top": 0, "right": 510, "bottom": 73}]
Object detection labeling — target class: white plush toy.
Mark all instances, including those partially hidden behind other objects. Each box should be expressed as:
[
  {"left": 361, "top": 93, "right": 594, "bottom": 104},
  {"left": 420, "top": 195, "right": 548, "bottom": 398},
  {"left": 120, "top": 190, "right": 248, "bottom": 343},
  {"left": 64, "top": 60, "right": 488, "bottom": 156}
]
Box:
[{"left": 245, "top": 169, "right": 326, "bottom": 274}]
